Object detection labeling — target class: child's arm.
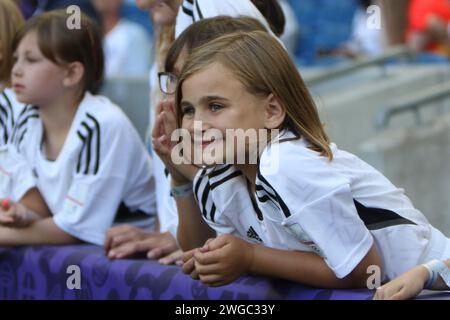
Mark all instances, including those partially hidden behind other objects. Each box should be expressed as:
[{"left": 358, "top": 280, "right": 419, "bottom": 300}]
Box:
[
  {"left": 171, "top": 179, "right": 216, "bottom": 251},
  {"left": 0, "top": 217, "right": 81, "bottom": 245},
  {"left": 374, "top": 260, "right": 450, "bottom": 300},
  {"left": 0, "top": 187, "right": 52, "bottom": 227},
  {"left": 432, "top": 260, "right": 450, "bottom": 290},
  {"left": 19, "top": 187, "right": 51, "bottom": 219},
  {"left": 192, "top": 234, "right": 381, "bottom": 288}
]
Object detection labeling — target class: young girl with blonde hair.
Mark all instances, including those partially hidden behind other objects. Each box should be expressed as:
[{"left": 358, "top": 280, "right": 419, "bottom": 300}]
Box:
[{"left": 153, "top": 30, "right": 450, "bottom": 288}]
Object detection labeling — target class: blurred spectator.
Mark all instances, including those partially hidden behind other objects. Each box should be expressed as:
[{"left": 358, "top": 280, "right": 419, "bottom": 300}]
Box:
[
  {"left": 279, "top": 0, "right": 300, "bottom": 57},
  {"left": 324, "top": 0, "right": 383, "bottom": 59},
  {"left": 348, "top": 0, "right": 383, "bottom": 56},
  {"left": 407, "top": 0, "right": 450, "bottom": 56},
  {"left": 93, "top": 0, "right": 152, "bottom": 78}
]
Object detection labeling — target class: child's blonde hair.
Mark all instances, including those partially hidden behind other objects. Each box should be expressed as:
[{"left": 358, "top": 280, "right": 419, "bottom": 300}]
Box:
[
  {"left": 176, "top": 31, "right": 333, "bottom": 160},
  {"left": 0, "top": 0, "right": 25, "bottom": 86}
]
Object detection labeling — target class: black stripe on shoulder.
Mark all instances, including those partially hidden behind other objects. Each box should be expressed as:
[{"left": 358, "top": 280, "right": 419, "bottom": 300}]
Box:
[
  {"left": 194, "top": 0, "right": 203, "bottom": 19},
  {"left": 80, "top": 122, "right": 93, "bottom": 175},
  {"left": 76, "top": 131, "right": 87, "bottom": 174},
  {"left": 1, "top": 92, "right": 14, "bottom": 113},
  {"left": 17, "top": 128, "right": 28, "bottom": 147},
  {"left": 0, "top": 101, "right": 9, "bottom": 120},
  {"left": 182, "top": 4, "right": 194, "bottom": 19},
  {"left": 210, "top": 203, "right": 216, "bottom": 223},
  {"left": 1, "top": 92, "right": 15, "bottom": 129},
  {"left": 257, "top": 166, "right": 292, "bottom": 218},
  {"left": 200, "top": 181, "right": 211, "bottom": 219},
  {"left": 11, "top": 106, "right": 39, "bottom": 148},
  {"left": 208, "top": 164, "right": 233, "bottom": 179},
  {"left": 86, "top": 113, "right": 101, "bottom": 175},
  {"left": 0, "top": 116, "right": 8, "bottom": 145},
  {"left": 186, "top": 0, "right": 193, "bottom": 4},
  {"left": 255, "top": 184, "right": 277, "bottom": 201},
  {"left": 194, "top": 168, "right": 207, "bottom": 202},
  {"left": 75, "top": 113, "right": 101, "bottom": 176},
  {"left": 354, "top": 200, "right": 417, "bottom": 230},
  {"left": 210, "top": 170, "right": 242, "bottom": 190}
]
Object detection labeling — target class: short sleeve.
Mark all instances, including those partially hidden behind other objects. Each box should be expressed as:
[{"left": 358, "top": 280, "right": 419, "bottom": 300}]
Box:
[
  {"left": 260, "top": 143, "right": 373, "bottom": 279},
  {"left": 54, "top": 115, "right": 155, "bottom": 245}
]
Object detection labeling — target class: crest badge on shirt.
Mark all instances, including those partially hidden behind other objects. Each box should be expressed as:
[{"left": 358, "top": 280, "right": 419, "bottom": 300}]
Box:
[{"left": 62, "top": 181, "right": 89, "bottom": 216}]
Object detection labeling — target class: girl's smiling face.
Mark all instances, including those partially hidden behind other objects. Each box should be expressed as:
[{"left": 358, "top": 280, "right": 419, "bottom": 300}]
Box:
[
  {"left": 180, "top": 62, "right": 269, "bottom": 165},
  {"left": 11, "top": 32, "right": 67, "bottom": 107}
]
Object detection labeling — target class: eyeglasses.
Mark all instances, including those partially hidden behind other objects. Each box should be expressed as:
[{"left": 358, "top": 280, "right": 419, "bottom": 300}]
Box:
[{"left": 158, "top": 72, "right": 178, "bottom": 95}]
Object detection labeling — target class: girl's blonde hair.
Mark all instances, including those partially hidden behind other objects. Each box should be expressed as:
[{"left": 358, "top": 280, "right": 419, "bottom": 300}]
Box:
[
  {"left": 0, "top": 0, "right": 25, "bottom": 86},
  {"left": 176, "top": 31, "right": 333, "bottom": 160}
]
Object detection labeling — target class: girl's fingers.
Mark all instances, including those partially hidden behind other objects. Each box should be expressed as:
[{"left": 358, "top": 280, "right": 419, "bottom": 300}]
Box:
[
  {"left": 198, "top": 274, "right": 223, "bottom": 285},
  {"left": 151, "top": 113, "right": 165, "bottom": 140},
  {"left": 194, "top": 261, "right": 221, "bottom": 276},
  {"left": 158, "top": 249, "right": 183, "bottom": 265},
  {"left": 194, "top": 250, "right": 222, "bottom": 266},
  {"left": 182, "top": 256, "right": 196, "bottom": 274},
  {"left": 110, "top": 233, "right": 134, "bottom": 249},
  {"left": 182, "top": 249, "right": 196, "bottom": 262},
  {"left": 0, "top": 207, "right": 18, "bottom": 224},
  {"left": 0, "top": 215, "right": 14, "bottom": 224}
]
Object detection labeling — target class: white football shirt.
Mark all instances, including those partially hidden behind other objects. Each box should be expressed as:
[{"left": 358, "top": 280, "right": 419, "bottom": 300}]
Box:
[
  {"left": 0, "top": 89, "right": 36, "bottom": 201},
  {"left": 10, "top": 92, "right": 157, "bottom": 245},
  {"left": 193, "top": 130, "right": 450, "bottom": 281}
]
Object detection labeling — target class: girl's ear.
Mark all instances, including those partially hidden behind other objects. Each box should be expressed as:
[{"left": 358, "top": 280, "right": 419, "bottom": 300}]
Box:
[
  {"left": 62, "top": 61, "right": 84, "bottom": 89},
  {"left": 264, "top": 93, "right": 286, "bottom": 129}
]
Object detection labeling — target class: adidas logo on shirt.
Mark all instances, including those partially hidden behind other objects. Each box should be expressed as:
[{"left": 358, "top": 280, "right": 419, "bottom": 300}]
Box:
[{"left": 247, "top": 226, "right": 262, "bottom": 243}]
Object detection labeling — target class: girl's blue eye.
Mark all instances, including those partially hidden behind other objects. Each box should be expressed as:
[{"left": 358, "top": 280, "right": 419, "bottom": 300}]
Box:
[{"left": 210, "top": 103, "right": 223, "bottom": 112}]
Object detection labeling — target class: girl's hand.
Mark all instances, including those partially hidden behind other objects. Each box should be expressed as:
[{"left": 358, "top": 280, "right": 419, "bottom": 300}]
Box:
[
  {"left": 152, "top": 100, "right": 196, "bottom": 184},
  {"left": 373, "top": 265, "right": 429, "bottom": 300},
  {"left": 105, "top": 225, "right": 182, "bottom": 264},
  {"left": 181, "top": 239, "right": 215, "bottom": 279},
  {"left": 0, "top": 199, "right": 36, "bottom": 228},
  {"left": 182, "top": 248, "right": 200, "bottom": 279},
  {"left": 152, "top": 99, "right": 177, "bottom": 160},
  {"left": 193, "top": 235, "right": 255, "bottom": 287}
]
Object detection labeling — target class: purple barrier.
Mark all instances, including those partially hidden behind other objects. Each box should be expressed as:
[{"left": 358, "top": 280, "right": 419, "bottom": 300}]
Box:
[{"left": 0, "top": 244, "right": 374, "bottom": 300}]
